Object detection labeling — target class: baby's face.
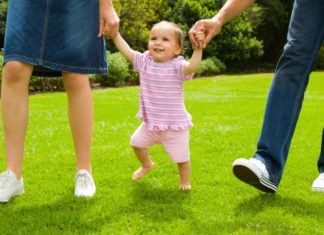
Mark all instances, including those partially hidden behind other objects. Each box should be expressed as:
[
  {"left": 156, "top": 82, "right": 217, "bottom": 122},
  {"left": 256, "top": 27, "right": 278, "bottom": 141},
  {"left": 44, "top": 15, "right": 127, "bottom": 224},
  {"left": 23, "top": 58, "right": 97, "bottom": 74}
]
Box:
[{"left": 148, "top": 24, "right": 181, "bottom": 63}]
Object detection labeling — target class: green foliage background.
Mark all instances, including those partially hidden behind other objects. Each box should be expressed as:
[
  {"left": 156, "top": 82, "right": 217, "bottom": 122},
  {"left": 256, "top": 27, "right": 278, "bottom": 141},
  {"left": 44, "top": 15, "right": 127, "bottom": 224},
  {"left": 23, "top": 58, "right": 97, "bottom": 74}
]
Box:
[
  {"left": 108, "top": 0, "right": 265, "bottom": 68},
  {"left": 0, "top": 0, "right": 323, "bottom": 90},
  {"left": 0, "top": 0, "right": 295, "bottom": 68}
]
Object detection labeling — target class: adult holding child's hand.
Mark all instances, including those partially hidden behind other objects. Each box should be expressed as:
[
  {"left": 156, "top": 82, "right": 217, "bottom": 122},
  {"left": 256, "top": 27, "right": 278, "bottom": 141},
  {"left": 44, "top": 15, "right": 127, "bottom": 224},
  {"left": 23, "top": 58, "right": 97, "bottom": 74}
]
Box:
[
  {"left": 99, "top": 0, "right": 120, "bottom": 38},
  {"left": 188, "top": 18, "right": 222, "bottom": 49},
  {"left": 188, "top": 0, "right": 254, "bottom": 48}
]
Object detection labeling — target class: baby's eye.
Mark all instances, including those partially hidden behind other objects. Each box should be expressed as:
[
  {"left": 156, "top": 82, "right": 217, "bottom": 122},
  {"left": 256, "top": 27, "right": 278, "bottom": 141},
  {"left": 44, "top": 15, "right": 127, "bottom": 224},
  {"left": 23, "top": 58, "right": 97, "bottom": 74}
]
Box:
[
  {"left": 150, "top": 37, "right": 157, "bottom": 41},
  {"left": 162, "top": 37, "right": 170, "bottom": 41}
]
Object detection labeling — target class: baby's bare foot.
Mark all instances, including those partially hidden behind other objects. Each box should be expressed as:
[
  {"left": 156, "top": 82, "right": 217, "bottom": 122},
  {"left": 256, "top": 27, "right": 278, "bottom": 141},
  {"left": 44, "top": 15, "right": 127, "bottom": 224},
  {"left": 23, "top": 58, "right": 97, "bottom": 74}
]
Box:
[
  {"left": 132, "top": 162, "right": 155, "bottom": 180},
  {"left": 179, "top": 183, "right": 191, "bottom": 191}
]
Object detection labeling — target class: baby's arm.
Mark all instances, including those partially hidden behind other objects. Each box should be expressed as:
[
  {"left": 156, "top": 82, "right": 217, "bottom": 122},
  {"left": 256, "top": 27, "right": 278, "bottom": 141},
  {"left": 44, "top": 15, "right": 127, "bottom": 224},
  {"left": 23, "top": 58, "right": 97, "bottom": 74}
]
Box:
[
  {"left": 184, "top": 48, "right": 203, "bottom": 76},
  {"left": 184, "top": 31, "right": 205, "bottom": 75},
  {"left": 111, "top": 32, "right": 135, "bottom": 63}
]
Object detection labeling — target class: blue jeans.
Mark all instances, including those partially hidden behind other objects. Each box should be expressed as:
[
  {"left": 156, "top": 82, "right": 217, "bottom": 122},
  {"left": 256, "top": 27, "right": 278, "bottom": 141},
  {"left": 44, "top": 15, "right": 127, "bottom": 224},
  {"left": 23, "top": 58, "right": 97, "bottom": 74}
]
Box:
[{"left": 253, "top": 0, "right": 324, "bottom": 186}]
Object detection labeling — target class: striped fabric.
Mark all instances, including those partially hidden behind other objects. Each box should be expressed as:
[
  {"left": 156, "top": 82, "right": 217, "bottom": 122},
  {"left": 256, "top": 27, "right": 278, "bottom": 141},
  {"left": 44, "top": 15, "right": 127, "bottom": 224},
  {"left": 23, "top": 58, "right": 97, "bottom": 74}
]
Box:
[{"left": 133, "top": 51, "right": 193, "bottom": 131}]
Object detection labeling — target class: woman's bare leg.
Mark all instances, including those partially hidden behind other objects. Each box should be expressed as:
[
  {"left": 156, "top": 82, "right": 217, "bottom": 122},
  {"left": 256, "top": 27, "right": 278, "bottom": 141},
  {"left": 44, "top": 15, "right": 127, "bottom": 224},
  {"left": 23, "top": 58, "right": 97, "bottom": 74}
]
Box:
[
  {"left": 62, "top": 72, "right": 93, "bottom": 173},
  {"left": 1, "top": 61, "right": 32, "bottom": 178}
]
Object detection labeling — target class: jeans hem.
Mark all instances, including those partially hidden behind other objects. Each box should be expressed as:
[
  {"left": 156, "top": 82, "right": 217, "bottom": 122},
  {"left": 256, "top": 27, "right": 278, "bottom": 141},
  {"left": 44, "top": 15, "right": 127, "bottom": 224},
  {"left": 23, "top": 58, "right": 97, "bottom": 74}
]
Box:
[{"left": 253, "top": 153, "right": 279, "bottom": 187}]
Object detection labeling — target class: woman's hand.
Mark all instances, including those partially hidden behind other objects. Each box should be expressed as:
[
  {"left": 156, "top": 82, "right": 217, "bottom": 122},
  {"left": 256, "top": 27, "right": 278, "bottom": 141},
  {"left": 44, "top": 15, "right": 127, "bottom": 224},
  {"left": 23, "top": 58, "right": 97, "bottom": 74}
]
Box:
[{"left": 98, "top": 0, "right": 120, "bottom": 38}]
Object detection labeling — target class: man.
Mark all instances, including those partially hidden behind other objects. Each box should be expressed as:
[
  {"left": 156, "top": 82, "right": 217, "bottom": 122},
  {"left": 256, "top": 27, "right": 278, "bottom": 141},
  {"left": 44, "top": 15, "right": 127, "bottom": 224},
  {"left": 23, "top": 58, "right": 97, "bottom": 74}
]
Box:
[{"left": 189, "top": 0, "right": 324, "bottom": 193}]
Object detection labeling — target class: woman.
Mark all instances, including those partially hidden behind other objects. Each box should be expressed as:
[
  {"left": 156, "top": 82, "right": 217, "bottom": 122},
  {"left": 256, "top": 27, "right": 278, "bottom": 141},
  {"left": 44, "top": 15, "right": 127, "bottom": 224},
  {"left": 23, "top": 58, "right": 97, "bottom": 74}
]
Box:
[{"left": 0, "top": 0, "right": 119, "bottom": 202}]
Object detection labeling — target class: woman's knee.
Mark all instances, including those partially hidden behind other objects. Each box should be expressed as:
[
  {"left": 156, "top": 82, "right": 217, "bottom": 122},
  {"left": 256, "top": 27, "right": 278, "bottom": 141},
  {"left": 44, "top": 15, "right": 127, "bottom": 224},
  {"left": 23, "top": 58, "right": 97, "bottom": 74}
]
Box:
[
  {"left": 2, "top": 61, "right": 32, "bottom": 83},
  {"left": 63, "top": 73, "right": 89, "bottom": 91}
]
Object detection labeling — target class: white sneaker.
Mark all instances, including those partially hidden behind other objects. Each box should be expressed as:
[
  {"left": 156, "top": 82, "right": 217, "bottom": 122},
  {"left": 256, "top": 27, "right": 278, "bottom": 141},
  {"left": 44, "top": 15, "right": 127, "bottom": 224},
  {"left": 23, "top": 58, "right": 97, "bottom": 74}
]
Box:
[
  {"left": 0, "top": 170, "right": 24, "bottom": 202},
  {"left": 232, "top": 158, "right": 277, "bottom": 193},
  {"left": 74, "top": 169, "right": 96, "bottom": 197},
  {"left": 312, "top": 173, "right": 324, "bottom": 192}
]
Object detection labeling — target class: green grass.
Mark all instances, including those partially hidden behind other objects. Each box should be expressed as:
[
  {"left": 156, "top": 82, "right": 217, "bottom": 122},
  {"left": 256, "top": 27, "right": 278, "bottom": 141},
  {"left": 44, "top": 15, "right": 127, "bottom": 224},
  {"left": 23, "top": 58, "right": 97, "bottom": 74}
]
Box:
[{"left": 0, "top": 72, "right": 324, "bottom": 234}]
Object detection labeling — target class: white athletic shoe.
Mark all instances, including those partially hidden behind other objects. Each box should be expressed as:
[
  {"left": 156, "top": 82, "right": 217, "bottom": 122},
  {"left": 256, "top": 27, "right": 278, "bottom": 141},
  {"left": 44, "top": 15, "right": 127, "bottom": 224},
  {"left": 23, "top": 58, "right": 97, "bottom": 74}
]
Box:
[
  {"left": 232, "top": 158, "right": 277, "bottom": 193},
  {"left": 312, "top": 173, "right": 324, "bottom": 192},
  {"left": 0, "top": 170, "right": 24, "bottom": 203},
  {"left": 74, "top": 169, "right": 96, "bottom": 197}
]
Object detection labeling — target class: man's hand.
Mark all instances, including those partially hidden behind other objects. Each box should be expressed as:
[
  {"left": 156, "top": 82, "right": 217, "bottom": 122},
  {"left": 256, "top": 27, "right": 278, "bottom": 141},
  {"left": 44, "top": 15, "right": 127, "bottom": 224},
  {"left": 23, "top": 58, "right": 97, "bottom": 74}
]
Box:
[{"left": 189, "top": 18, "right": 223, "bottom": 49}]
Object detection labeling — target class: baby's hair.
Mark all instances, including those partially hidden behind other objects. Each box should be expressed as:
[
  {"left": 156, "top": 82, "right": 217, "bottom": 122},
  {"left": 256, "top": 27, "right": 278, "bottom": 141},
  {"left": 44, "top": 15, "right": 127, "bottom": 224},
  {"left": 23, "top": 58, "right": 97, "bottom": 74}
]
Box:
[{"left": 152, "top": 21, "right": 184, "bottom": 52}]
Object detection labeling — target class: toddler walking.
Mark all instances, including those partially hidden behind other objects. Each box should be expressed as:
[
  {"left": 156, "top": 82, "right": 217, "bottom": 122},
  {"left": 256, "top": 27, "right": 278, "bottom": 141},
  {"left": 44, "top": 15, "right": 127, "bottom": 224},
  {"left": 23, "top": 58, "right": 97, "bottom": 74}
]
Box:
[{"left": 108, "top": 21, "right": 204, "bottom": 190}]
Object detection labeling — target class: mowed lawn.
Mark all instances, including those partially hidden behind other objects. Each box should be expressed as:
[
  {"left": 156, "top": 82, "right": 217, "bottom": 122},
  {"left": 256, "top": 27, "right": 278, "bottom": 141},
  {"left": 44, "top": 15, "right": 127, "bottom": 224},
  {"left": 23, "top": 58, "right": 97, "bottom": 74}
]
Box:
[{"left": 0, "top": 72, "right": 323, "bottom": 234}]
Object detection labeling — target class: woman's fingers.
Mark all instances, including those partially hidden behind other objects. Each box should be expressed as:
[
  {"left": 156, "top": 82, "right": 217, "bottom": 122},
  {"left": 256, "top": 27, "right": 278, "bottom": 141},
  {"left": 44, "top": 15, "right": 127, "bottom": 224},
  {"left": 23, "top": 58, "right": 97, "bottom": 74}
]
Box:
[{"left": 98, "top": 19, "right": 105, "bottom": 37}]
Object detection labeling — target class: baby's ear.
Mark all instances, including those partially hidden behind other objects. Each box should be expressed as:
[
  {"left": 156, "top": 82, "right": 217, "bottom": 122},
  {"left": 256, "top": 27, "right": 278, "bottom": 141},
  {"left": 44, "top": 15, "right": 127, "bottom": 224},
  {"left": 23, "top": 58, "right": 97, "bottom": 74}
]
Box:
[{"left": 175, "top": 46, "right": 183, "bottom": 56}]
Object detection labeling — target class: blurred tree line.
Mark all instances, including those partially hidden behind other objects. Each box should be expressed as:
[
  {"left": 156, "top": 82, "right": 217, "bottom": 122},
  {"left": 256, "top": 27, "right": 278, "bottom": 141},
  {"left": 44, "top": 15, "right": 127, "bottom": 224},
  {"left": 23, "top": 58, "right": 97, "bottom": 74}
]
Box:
[
  {"left": 0, "top": 0, "right": 323, "bottom": 73},
  {"left": 109, "top": 0, "right": 296, "bottom": 70},
  {"left": 0, "top": 0, "right": 7, "bottom": 48}
]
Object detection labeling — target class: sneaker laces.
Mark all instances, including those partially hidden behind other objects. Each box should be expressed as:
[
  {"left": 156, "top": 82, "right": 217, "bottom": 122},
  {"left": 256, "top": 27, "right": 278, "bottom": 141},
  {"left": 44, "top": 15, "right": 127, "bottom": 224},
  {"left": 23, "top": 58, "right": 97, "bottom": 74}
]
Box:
[
  {"left": 0, "top": 171, "right": 10, "bottom": 190},
  {"left": 76, "top": 173, "right": 90, "bottom": 189}
]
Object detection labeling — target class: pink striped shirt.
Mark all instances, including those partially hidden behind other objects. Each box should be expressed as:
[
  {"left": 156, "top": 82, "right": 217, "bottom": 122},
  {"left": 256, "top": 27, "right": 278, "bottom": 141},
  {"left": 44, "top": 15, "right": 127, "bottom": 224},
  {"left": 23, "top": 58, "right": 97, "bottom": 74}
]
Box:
[{"left": 133, "top": 51, "right": 193, "bottom": 131}]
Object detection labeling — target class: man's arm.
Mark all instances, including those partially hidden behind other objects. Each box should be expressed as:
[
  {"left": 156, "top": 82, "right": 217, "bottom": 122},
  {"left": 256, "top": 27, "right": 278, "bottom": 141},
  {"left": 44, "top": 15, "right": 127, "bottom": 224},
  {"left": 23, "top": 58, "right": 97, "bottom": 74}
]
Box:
[
  {"left": 213, "top": 0, "right": 255, "bottom": 26},
  {"left": 189, "top": 0, "right": 255, "bottom": 48}
]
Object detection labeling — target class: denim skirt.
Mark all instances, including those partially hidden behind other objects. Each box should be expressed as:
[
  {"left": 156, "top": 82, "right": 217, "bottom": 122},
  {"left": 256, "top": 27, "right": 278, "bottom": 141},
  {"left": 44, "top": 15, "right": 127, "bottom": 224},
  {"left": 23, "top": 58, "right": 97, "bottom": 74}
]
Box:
[{"left": 4, "top": 0, "right": 108, "bottom": 76}]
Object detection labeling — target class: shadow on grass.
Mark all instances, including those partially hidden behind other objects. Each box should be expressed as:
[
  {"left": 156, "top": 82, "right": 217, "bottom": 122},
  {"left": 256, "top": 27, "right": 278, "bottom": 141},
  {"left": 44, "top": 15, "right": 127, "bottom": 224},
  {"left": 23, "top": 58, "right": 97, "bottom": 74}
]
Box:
[
  {"left": 0, "top": 182, "right": 192, "bottom": 234},
  {"left": 235, "top": 193, "right": 324, "bottom": 218},
  {"left": 231, "top": 193, "right": 324, "bottom": 234},
  {"left": 129, "top": 181, "right": 193, "bottom": 222},
  {"left": 0, "top": 193, "right": 108, "bottom": 234},
  {"left": 188, "top": 193, "right": 324, "bottom": 235}
]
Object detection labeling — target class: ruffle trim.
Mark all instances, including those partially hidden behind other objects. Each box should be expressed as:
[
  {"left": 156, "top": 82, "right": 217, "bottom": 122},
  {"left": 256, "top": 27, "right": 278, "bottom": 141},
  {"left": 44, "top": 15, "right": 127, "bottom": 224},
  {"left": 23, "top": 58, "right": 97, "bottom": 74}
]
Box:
[{"left": 136, "top": 114, "right": 193, "bottom": 131}]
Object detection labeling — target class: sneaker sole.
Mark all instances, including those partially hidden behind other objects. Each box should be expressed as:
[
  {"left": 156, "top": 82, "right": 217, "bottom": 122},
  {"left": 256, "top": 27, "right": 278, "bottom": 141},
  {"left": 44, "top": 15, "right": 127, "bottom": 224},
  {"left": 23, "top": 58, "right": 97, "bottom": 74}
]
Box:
[
  {"left": 232, "top": 159, "right": 277, "bottom": 193},
  {"left": 312, "top": 187, "right": 324, "bottom": 192},
  {"left": 74, "top": 192, "right": 96, "bottom": 198},
  {"left": 0, "top": 189, "right": 24, "bottom": 203},
  {"left": 74, "top": 188, "right": 96, "bottom": 198}
]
